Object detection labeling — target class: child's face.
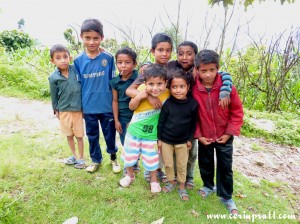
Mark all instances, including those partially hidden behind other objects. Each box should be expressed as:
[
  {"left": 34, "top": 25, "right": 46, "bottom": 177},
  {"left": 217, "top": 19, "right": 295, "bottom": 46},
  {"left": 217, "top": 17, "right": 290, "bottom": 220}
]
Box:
[
  {"left": 81, "top": 31, "right": 103, "bottom": 53},
  {"left": 145, "top": 76, "right": 167, "bottom": 97},
  {"left": 116, "top": 54, "right": 136, "bottom": 77},
  {"left": 170, "top": 77, "right": 189, "bottom": 100},
  {"left": 196, "top": 63, "right": 219, "bottom": 87},
  {"left": 177, "top": 46, "right": 195, "bottom": 71},
  {"left": 50, "top": 51, "right": 71, "bottom": 71},
  {"left": 151, "top": 42, "right": 172, "bottom": 65}
]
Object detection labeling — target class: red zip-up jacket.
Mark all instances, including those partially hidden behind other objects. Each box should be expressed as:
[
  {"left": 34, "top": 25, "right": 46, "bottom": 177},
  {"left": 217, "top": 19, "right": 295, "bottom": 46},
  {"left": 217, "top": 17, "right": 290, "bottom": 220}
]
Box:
[{"left": 192, "top": 73, "right": 244, "bottom": 141}]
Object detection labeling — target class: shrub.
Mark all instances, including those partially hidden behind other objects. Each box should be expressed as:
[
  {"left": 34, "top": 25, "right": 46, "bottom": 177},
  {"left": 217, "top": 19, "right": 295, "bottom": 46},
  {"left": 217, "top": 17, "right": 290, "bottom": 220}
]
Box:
[{"left": 0, "top": 30, "right": 34, "bottom": 51}]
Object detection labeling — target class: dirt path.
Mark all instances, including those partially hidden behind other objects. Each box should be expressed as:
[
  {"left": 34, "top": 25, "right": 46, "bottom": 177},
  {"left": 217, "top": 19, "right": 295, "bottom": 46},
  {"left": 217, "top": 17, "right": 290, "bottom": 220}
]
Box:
[{"left": 1, "top": 96, "right": 299, "bottom": 214}]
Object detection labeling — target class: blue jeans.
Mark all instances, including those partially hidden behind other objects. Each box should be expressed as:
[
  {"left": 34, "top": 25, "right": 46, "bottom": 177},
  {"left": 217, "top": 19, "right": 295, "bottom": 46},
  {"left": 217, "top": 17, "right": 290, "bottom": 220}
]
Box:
[
  {"left": 198, "top": 136, "right": 234, "bottom": 200},
  {"left": 119, "top": 121, "right": 128, "bottom": 146},
  {"left": 84, "top": 113, "right": 117, "bottom": 163}
]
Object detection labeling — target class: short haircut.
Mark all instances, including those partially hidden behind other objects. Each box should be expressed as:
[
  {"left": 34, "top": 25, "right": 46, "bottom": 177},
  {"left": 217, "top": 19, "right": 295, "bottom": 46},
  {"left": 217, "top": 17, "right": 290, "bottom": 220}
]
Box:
[
  {"left": 151, "top": 33, "right": 173, "bottom": 50},
  {"left": 50, "top": 44, "right": 69, "bottom": 59},
  {"left": 115, "top": 47, "right": 137, "bottom": 64},
  {"left": 143, "top": 64, "right": 168, "bottom": 81},
  {"left": 177, "top": 41, "right": 198, "bottom": 55},
  {"left": 167, "top": 69, "right": 189, "bottom": 88},
  {"left": 81, "top": 19, "right": 103, "bottom": 36},
  {"left": 194, "top": 49, "right": 220, "bottom": 68}
]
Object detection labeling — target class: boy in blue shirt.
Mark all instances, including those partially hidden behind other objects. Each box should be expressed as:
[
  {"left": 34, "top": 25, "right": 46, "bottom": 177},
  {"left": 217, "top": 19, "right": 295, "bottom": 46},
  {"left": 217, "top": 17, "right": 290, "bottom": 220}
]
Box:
[
  {"left": 74, "top": 19, "right": 120, "bottom": 173},
  {"left": 48, "top": 44, "right": 85, "bottom": 169}
]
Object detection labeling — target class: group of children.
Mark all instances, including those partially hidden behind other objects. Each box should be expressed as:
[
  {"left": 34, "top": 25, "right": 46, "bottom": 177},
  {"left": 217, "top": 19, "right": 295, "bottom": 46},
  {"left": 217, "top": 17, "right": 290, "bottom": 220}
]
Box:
[{"left": 48, "top": 18, "right": 244, "bottom": 215}]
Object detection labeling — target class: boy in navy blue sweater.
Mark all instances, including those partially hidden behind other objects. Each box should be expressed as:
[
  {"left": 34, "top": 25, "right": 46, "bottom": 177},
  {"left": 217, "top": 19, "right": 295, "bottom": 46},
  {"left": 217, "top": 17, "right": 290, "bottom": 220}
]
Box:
[{"left": 74, "top": 19, "right": 120, "bottom": 173}]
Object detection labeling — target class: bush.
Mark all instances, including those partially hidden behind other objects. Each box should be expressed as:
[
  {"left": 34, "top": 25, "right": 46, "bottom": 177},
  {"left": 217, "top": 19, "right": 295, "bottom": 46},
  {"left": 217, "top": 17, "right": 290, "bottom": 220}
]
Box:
[{"left": 0, "top": 30, "right": 34, "bottom": 52}]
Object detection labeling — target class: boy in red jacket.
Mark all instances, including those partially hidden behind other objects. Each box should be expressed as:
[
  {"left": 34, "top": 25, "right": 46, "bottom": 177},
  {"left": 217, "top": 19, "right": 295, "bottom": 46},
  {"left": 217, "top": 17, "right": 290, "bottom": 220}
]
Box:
[{"left": 192, "top": 50, "right": 243, "bottom": 215}]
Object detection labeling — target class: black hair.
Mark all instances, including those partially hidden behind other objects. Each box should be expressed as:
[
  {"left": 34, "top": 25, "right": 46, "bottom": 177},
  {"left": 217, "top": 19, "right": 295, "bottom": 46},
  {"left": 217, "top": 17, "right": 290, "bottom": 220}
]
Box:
[
  {"left": 151, "top": 33, "right": 173, "bottom": 50},
  {"left": 194, "top": 49, "right": 220, "bottom": 68},
  {"left": 115, "top": 47, "right": 137, "bottom": 64},
  {"left": 167, "top": 69, "right": 189, "bottom": 88},
  {"left": 140, "top": 61, "right": 152, "bottom": 67},
  {"left": 50, "top": 44, "right": 69, "bottom": 59},
  {"left": 143, "top": 64, "right": 168, "bottom": 81},
  {"left": 80, "top": 19, "right": 103, "bottom": 36},
  {"left": 177, "top": 41, "right": 198, "bottom": 55}
]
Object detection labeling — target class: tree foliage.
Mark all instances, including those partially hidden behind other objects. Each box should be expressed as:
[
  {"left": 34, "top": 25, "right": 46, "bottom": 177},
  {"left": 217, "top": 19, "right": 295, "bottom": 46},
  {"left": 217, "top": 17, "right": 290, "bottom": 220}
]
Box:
[
  {"left": 63, "top": 27, "right": 82, "bottom": 54},
  {"left": 18, "top": 18, "right": 25, "bottom": 30},
  {"left": 209, "top": 0, "right": 295, "bottom": 8},
  {"left": 0, "top": 30, "right": 34, "bottom": 51}
]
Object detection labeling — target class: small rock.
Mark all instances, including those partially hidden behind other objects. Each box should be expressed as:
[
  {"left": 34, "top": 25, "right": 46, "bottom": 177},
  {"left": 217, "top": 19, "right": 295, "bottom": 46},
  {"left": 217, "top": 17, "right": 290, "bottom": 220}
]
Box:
[
  {"left": 63, "top": 216, "right": 78, "bottom": 224},
  {"left": 255, "top": 161, "right": 264, "bottom": 166}
]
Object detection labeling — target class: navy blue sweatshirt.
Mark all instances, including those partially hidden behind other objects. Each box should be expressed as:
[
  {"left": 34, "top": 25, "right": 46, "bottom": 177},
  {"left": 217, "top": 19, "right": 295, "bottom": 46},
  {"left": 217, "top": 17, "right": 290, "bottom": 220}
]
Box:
[{"left": 157, "top": 96, "right": 198, "bottom": 144}]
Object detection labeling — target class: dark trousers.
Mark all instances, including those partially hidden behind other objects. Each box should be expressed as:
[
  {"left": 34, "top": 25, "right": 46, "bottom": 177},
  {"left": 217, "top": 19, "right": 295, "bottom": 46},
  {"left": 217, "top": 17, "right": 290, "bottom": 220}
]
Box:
[
  {"left": 84, "top": 113, "right": 117, "bottom": 163},
  {"left": 198, "top": 136, "right": 234, "bottom": 200}
]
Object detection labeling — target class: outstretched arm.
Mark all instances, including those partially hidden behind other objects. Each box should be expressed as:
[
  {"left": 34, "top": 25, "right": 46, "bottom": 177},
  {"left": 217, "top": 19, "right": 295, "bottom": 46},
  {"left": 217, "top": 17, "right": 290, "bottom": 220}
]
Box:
[
  {"left": 129, "top": 90, "right": 148, "bottom": 111},
  {"left": 126, "top": 82, "right": 162, "bottom": 109}
]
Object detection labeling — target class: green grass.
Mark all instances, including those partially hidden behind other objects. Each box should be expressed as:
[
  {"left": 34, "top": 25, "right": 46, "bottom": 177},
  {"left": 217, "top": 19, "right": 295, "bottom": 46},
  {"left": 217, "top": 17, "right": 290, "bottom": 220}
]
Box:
[
  {"left": 0, "top": 129, "right": 298, "bottom": 224},
  {"left": 242, "top": 108, "right": 300, "bottom": 147}
]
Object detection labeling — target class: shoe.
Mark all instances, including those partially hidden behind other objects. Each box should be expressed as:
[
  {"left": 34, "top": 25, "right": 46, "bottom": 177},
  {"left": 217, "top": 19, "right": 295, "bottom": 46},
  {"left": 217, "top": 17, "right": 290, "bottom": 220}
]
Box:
[
  {"left": 111, "top": 160, "right": 121, "bottom": 173},
  {"left": 74, "top": 159, "right": 86, "bottom": 169},
  {"left": 119, "top": 175, "right": 135, "bottom": 187},
  {"left": 150, "top": 182, "right": 161, "bottom": 193},
  {"left": 85, "top": 163, "right": 100, "bottom": 173},
  {"left": 64, "top": 156, "right": 77, "bottom": 165}
]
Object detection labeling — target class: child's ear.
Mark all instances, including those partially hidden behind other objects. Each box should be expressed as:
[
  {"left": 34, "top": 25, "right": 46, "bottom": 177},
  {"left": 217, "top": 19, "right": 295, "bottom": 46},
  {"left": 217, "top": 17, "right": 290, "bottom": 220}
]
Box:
[
  {"left": 50, "top": 59, "right": 55, "bottom": 65},
  {"left": 150, "top": 49, "right": 155, "bottom": 56}
]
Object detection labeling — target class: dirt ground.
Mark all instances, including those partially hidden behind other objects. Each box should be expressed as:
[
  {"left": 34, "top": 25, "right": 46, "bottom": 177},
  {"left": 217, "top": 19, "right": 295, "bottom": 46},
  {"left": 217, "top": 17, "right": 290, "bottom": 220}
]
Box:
[{"left": 1, "top": 96, "right": 299, "bottom": 216}]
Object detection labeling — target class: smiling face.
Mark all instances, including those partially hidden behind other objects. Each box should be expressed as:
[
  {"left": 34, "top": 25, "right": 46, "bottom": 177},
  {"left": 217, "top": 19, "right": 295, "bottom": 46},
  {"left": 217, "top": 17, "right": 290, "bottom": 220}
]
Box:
[
  {"left": 177, "top": 45, "right": 195, "bottom": 71},
  {"left": 116, "top": 54, "right": 136, "bottom": 78},
  {"left": 50, "top": 51, "right": 71, "bottom": 72},
  {"left": 151, "top": 42, "right": 172, "bottom": 65},
  {"left": 170, "top": 77, "right": 189, "bottom": 100},
  {"left": 145, "top": 76, "right": 167, "bottom": 97},
  {"left": 81, "top": 31, "right": 103, "bottom": 54}
]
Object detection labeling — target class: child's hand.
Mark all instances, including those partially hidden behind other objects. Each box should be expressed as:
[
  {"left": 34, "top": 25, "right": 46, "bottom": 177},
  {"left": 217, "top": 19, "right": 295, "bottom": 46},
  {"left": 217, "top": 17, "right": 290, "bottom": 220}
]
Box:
[
  {"left": 198, "top": 137, "right": 213, "bottom": 145},
  {"left": 187, "top": 141, "right": 192, "bottom": 149},
  {"left": 219, "top": 98, "right": 230, "bottom": 109},
  {"left": 137, "top": 90, "right": 148, "bottom": 100},
  {"left": 54, "top": 110, "right": 60, "bottom": 119},
  {"left": 148, "top": 95, "right": 162, "bottom": 109},
  {"left": 157, "top": 140, "right": 162, "bottom": 153},
  {"left": 115, "top": 121, "right": 123, "bottom": 134},
  {"left": 216, "top": 134, "right": 231, "bottom": 144}
]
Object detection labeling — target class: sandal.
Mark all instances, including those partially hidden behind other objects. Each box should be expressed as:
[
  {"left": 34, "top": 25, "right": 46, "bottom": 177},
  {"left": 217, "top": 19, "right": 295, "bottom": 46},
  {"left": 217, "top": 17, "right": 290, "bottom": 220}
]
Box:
[
  {"left": 157, "top": 170, "right": 167, "bottom": 183},
  {"left": 185, "top": 179, "right": 195, "bottom": 190},
  {"left": 162, "top": 182, "right": 177, "bottom": 193},
  {"left": 74, "top": 160, "right": 86, "bottom": 169},
  {"left": 150, "top": 182, "right": 161, "bottom": 193},
  {"left": 133, "top": 163, "right": 140, "bottom": 174},
  {"left": 144, "top": 170, "right": 151, "bottom": 183},
  {"left": 220, "top": 198, "right": 239, "bottom": 215},
  {"left": 178, "top": 189, "right": 189, "bottom": 201},
  {"left": 64, "top": 156, "right": 76, "bottom": 165},
  {"left": 198, "top": 186, "right": 214, "bottom": 198}
]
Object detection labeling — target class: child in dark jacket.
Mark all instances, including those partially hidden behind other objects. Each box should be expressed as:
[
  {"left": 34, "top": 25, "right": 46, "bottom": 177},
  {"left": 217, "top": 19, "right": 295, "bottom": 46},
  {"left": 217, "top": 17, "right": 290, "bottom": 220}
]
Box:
[{"left": 192, "top": 49, "right": 243, "bottom": 215}]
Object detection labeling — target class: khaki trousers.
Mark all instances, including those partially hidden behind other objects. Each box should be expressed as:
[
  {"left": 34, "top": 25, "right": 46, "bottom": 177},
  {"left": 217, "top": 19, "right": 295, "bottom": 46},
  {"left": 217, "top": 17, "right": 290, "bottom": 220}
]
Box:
[{"left": 161, "top": 141, "right": 189, "bottom": 183}]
